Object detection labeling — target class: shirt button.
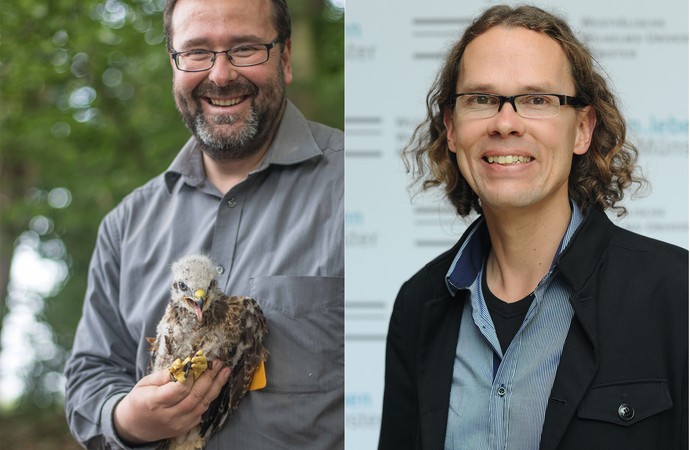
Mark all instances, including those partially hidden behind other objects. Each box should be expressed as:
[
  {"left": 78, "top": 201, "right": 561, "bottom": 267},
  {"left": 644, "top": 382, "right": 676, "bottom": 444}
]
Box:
[
  {"left": 216, "top": 266, "right": 224, "bottom": 275},
  {"left": 497, "top": 385, "right": 507, "bottom": 397},
  {"left": 618, "top": 403, "right": 635, "bottom": 421},
  {"left": 227, "top": 197, "right": 237, "bottom": 208}
]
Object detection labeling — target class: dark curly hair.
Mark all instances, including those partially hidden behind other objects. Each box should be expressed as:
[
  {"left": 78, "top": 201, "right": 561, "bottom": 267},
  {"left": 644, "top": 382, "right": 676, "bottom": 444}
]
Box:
[
  {"left": 404, "top": 4, "right": 644, "bottom": 217},
  {"left": 163, "top": 0, "right": 292, "bottom": 52}
]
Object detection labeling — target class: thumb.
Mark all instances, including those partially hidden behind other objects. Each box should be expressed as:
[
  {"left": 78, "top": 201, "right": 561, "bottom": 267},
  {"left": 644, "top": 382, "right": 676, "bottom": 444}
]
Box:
[
  {"left": 137, "top": 368, "right": 173, "bottom": 388},
  {"left": 153, "top": 368, "right": 196, "bottom": 406}
]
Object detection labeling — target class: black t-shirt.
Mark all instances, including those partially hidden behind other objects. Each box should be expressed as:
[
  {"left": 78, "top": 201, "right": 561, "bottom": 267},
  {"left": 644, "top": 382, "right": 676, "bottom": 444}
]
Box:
[{"left": 482, "top": 266, "right": 535, "bottom": 355}]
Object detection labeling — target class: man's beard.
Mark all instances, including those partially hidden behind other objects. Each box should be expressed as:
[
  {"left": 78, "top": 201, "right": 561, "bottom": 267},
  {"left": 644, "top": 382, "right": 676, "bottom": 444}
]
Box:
[
  {"left": 192, "top": 105, "right": 261, "bottom": 161},
  {"left": 176, "top": 73, "right": 285, "bottom": 162}
]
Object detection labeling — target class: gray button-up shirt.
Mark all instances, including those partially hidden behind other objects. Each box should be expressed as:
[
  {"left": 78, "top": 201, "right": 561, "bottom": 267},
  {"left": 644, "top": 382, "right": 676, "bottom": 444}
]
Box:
[{"left": 64, "top": 101, "right": 344, "bottom": 449}]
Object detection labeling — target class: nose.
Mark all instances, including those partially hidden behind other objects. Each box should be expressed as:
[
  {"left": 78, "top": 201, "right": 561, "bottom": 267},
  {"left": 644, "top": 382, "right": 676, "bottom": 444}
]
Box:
[
  {"left": 489, "top": 99, "right": 525, "bottom": 137},
  {"left": 207, "top": 53, "right": 240, "bottom": 86}
]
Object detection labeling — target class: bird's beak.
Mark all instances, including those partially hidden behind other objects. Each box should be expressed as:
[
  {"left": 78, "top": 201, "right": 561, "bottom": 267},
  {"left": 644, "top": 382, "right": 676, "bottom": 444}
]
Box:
[{"left": 192, "top": 289, "right": 205, "bottom": 322}]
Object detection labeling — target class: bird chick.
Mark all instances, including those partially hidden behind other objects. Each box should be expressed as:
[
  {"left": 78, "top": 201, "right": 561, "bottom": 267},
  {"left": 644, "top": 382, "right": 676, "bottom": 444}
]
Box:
[
  {"left": 150, "top": 254, "right": 269, "bottom": 450},
  {"left": 171, "top": 253, "right": 218, "bottom": 324}
]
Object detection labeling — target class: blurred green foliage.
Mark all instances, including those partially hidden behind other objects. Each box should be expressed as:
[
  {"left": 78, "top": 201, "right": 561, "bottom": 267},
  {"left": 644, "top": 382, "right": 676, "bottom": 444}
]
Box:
[{"left": 0, "top": 0, "right": 343, "bottom": 444}]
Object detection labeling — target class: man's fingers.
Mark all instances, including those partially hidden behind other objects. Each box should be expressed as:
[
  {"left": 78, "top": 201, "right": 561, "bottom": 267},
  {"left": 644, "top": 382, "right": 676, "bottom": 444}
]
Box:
[
  {"left": 203, "top": 366, "right": 231, "bottom": 402},
  {"left": 153, "top": 369, "right": 195, "bottom": 406},
  {"left": 128, "top": 362, "right": 231, "bottom": 416},
  {"left": 136, "top": 368, "right": 173, "bottom": 387},
  {"left": 154, "top": 362, "right": 228, "bottom": 411},
  {"left": 113, "top": 364, "right": 231, "bottom": 443},
  {"left": 131, "top": 368, "right": 192, "bottom": 406},
  {"left": 205, "top": 367, "right": 232, "bottom": 407},
  {"left": 180, "top": 365, "right": 231, "bottom": 413}
]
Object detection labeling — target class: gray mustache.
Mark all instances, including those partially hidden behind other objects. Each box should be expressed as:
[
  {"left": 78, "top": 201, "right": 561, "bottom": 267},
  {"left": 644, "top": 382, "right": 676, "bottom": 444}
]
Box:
[{"left": 192, "top": 81, "right": 257, "bottom": 99}]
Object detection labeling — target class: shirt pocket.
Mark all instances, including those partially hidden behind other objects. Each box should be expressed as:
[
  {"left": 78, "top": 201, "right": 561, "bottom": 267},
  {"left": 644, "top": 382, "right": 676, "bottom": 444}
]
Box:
[
  {"left": 576, "top": 379, "right": 673, "bottom": 426},
  {"left": 249, "top": 275, "right": 344, "bottom": 393}
]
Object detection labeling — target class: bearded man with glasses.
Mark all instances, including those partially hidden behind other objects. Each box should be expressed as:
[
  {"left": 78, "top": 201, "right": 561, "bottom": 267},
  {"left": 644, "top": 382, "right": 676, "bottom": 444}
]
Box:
[
  {"left": 379, "top": 4, "right": 687, "bottom": 450},
  {"left": 64, "top": 0, "right": 344, "bottom": 449}
]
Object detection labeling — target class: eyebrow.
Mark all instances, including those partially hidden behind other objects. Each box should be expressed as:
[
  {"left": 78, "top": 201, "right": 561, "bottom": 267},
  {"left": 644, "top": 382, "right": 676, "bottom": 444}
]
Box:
[
  {"left": 457, "top": 84, "right": 559, "bottom": 94},
  {"left": 176, "top": 34, "right": 267, "bottom": 50}
]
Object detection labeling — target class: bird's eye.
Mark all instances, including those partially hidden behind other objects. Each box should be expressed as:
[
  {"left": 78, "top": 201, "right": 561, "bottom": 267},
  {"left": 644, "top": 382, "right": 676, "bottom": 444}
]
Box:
[{"left": 178, "top": 281, "right": 187, "bottom": 291}]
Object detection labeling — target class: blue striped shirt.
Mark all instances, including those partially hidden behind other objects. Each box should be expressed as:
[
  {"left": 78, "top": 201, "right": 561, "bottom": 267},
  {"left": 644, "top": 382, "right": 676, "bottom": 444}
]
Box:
[{"left": 444, "top": 205, "right": 583, "bottom": 450}]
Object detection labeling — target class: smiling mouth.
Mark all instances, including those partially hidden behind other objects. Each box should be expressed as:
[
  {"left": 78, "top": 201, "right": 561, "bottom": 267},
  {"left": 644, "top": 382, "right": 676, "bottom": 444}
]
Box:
[
  {"left": 207, "top": 96, "right": 247, "bottom": 107},
  {"left": 485, "top": 155, "right": 533, "bottom": 165}
]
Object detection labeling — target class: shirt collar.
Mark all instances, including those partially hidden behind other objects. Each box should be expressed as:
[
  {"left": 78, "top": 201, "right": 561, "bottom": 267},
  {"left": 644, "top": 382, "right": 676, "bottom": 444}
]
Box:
[
  {"left": 445, "top": 201, "right": 584, "bottom": 296},
  {"left": 164, "top": 100, "right": 322, "bottom": 193}
]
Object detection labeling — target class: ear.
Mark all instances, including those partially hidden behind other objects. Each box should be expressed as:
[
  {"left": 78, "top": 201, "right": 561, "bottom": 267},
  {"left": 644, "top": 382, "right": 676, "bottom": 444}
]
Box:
[
  {"left": 573, "top": 106, "right": 596, "bottom": 156},
  {"left": 281, "top": 38, "right": 293, "bottom": 86},
  {"left": 443, "top": 107, "right": 458, "bottom": 153}
]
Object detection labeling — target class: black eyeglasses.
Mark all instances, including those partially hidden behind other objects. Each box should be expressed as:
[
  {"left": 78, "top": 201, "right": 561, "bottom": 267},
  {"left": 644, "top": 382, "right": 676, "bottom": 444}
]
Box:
[
  {"left": 449, "top": 93, "right": 587, "bottom": 119},
  {"left": 171, "top": 39, "right": 282, "bottom": 72}
]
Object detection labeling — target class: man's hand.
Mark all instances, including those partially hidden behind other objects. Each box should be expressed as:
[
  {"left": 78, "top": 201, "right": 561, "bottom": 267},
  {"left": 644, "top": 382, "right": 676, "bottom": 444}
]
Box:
[{"left": 113, "top": 362, "right": 231, "bottom": 445}]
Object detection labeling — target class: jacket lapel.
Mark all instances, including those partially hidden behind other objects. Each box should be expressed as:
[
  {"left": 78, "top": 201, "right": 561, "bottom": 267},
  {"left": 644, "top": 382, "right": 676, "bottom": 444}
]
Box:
[
  {"left": 418, "top": 292, "right": 464, "bottom": 450},
  {"left": 417, "top": 265, "right": 466, "bottom": 449},
  {"left": 540, "top": 208, "right": 614, "bottom": 449},
  {"left": 539, "top": 289, "right": 599, "bottom": 450}
]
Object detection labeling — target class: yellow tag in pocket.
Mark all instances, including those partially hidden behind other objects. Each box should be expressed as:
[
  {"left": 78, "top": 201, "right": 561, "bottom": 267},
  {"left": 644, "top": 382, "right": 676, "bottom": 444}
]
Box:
[{"left": 249, "top": 360, "right": 266, "bottom": 391}]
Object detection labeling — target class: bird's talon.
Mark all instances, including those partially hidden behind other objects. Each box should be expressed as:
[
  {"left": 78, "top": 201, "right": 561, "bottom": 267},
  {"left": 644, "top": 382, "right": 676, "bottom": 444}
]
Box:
[
  {"left": 169, "top": 356, "right": 192, "bottom": 383},
  {"left": 191, "top": 350, "right": 208, "bottom": 380},
  {"left": 169, "top": 357, "right": 189, "bottom": 383},
  {"left": 181, "top": 356, "right": 192, "bottom": 379}
]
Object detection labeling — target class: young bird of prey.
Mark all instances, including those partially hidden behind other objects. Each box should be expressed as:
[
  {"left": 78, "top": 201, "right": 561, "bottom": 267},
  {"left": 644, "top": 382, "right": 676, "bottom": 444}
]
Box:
[{"left": 150, "top": 254, "right": 268, "bottom": 450}]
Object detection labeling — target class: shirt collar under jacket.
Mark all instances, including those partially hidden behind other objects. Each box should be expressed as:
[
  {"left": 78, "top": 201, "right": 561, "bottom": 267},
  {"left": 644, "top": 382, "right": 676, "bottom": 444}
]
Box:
[
  {"left": 445, "top": 201, "right": 584, "bottom": 295},
  {"left": 163, "top": 100, "right": 323, "bottom": 193}
]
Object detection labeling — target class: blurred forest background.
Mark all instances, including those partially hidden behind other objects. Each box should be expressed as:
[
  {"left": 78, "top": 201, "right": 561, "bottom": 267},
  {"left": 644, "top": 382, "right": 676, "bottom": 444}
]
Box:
[{"left": 0, "top": 0, "right": 344, "bottom": 447}]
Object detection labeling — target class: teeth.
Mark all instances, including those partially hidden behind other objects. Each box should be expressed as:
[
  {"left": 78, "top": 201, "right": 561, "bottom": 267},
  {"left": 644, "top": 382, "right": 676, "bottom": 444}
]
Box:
[
  {"left": 486, "top": 155, "right": 532, "bottom": 165},
  {"left": 209, "top": 97, "right": 243, "bottom": 107}
]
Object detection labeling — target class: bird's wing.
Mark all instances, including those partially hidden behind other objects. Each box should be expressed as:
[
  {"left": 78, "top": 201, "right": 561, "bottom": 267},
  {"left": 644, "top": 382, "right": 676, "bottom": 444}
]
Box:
[{"left": 199, "top": 296, "right": 268, "bottom": 438}]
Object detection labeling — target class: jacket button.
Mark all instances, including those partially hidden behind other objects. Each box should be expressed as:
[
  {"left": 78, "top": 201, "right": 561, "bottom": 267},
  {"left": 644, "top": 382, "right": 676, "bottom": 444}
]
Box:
[{"left": 618, "top": 403, "right": 635, "bottom": 421}]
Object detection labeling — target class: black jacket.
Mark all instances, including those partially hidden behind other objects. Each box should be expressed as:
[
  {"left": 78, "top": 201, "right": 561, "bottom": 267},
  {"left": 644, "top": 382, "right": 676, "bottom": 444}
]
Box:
[{"left": 379, "top": 207, "right": 688, "bottom": 449}]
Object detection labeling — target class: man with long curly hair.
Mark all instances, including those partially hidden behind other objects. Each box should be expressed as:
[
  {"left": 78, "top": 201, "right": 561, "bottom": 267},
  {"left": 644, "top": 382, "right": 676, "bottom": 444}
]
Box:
[{"left": 379, "top": 5, "right": 687, "bottom": 449}]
